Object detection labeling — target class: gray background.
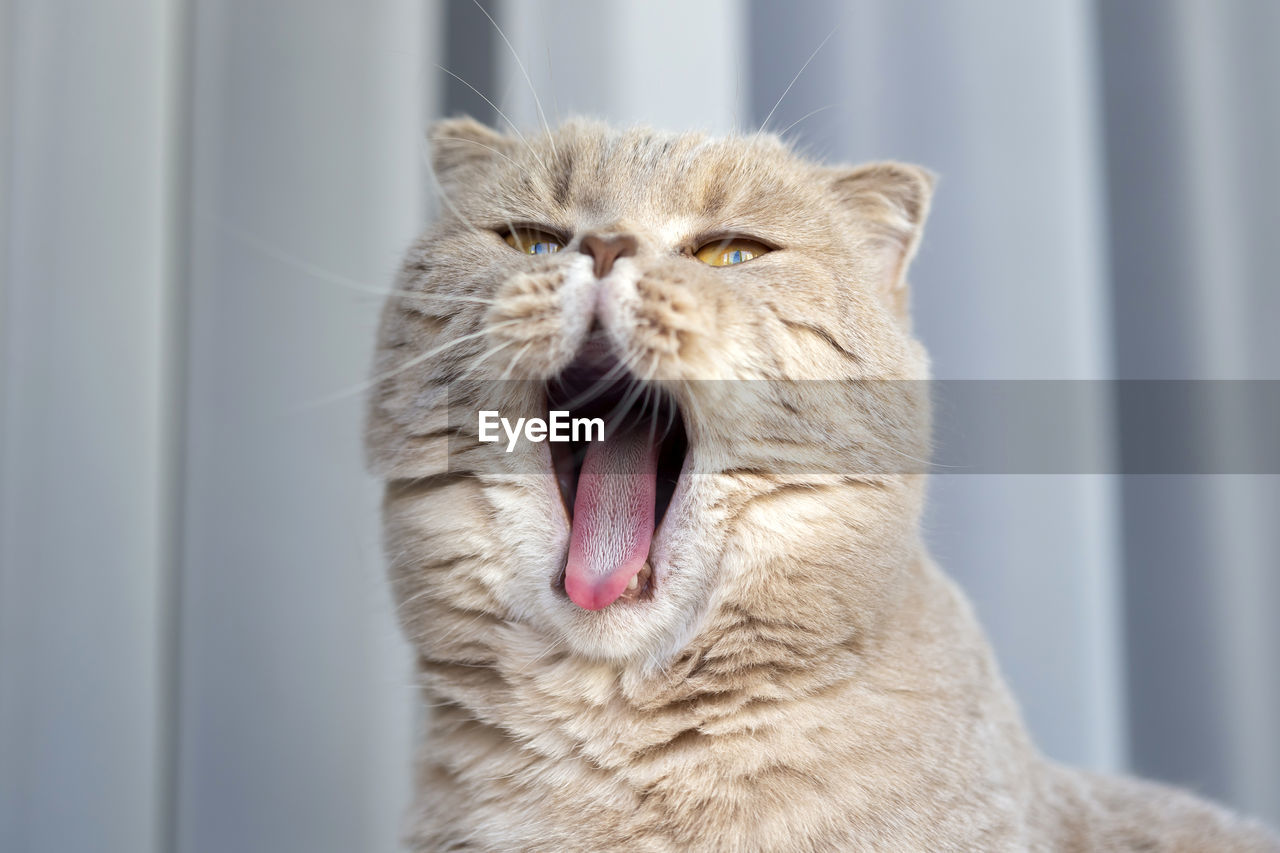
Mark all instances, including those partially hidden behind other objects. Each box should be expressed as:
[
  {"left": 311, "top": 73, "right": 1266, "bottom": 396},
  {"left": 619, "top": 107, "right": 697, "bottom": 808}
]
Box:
[{"left": 2, "top": 1, "right": 1277, "bottom": 851}]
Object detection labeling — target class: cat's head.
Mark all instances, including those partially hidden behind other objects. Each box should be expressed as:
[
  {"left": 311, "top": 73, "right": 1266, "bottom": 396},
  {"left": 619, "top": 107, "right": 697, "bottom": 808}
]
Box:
[{"left": 368, "top": 117, "right": 933, "bottom": 672}]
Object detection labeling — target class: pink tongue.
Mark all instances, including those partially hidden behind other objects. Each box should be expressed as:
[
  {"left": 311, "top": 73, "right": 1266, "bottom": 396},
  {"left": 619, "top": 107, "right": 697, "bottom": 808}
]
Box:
[{"left": 564, "top": 424, "right": 658, "bottom": 610}]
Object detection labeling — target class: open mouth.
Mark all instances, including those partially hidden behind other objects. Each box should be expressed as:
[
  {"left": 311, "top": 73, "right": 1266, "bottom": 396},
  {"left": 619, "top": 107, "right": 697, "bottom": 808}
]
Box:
[{"left": 545, "top": 337, "right": 688, "bottom": 611}]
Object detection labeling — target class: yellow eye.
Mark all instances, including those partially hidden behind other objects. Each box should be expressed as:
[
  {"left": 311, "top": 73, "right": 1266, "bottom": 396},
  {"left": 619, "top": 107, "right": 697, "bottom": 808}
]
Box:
[
  {"left": 504, "top": 227, "right": 564, "bottom": 255},
  {"left": 693, "top": 237, "right": 771, "bottom": 266}
]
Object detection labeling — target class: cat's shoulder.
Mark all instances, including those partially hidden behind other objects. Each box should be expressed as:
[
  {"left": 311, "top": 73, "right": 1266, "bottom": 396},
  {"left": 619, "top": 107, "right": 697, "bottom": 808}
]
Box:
[{"left": 1040, "top": 765, "right": 1280, "bottom": 852}]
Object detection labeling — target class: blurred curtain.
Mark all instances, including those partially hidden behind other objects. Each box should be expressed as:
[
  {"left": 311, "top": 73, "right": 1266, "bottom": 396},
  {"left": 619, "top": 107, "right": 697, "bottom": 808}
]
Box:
[
  {"left": 2, "top": 1, "right": 426, "bottom": 852},
  {"left": 1098, "top": 0, "right": 1280, "bottom": 818},
  {"left": 1, "top": 2, "right": 1276, "bottom": 853},
  {"left": 2, "top": 4, "right": 178, "bottom": 852}
]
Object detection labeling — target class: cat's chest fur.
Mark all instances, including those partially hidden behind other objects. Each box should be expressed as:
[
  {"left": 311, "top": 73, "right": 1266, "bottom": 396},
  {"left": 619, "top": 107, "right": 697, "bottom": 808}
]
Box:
[{"left": 407, "top": 558, "right": 1045, "bottom": 852}]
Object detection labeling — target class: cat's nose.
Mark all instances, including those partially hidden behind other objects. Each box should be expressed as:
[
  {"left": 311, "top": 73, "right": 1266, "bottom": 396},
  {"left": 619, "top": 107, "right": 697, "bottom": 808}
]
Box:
[{"left": 578, "top": 233, "right": 638, "bottom": 279}]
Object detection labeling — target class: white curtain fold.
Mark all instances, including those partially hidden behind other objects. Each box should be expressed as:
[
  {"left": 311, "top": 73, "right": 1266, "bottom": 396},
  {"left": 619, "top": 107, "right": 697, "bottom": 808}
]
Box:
[
  {"left": 1, "top": 3, "right": 181, "bottom": 851},
  {"left": 1099, "top": 0, "right": 1280, "bottom": 820}
]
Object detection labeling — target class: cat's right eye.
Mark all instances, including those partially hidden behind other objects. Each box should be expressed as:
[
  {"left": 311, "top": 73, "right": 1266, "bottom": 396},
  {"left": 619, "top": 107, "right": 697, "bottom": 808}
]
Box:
[
  {"left": 693, "top": 236, "right": 772, "bottom": 267},
  {"left": 504, "top": 227, "right": 564, "bottom": 255}
]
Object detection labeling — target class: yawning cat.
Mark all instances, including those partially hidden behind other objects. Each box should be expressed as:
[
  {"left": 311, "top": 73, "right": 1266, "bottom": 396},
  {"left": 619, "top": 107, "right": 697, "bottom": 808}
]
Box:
[{"left": 366, "top": 117, "right": 1279, "bottom": 851}]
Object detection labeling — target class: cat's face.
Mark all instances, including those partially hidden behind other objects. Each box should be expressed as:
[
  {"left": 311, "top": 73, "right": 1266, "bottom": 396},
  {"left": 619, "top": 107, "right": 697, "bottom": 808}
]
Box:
[{"left": 368, "top": 118, "right": 934, "bottom": 670}]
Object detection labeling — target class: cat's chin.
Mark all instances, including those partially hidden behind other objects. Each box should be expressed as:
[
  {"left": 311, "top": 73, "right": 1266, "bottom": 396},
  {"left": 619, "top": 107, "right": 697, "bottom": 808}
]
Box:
[
  {"left": 546, "top": 472, "right": 704, "bottom": 668},
  {"left": 540, "top": 481, "right": 710, "bottom": 666}
]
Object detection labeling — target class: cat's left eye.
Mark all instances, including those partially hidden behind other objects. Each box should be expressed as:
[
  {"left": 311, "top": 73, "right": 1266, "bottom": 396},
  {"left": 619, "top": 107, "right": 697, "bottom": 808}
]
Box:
[
  {"left": 504, "top": 227, "right": 564, "bottom": 255},
  {"left": 693, "top": 237, "right": 772, "bottom": 267}
]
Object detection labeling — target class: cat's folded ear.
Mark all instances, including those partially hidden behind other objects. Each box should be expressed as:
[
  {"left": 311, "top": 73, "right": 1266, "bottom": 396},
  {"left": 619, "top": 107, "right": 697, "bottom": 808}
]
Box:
[
  {"left": 827, "top": 162, "right": 936, "bottom": 320},
  {"left": 428, "top": 116, "right": 511, "bottom": 190}
]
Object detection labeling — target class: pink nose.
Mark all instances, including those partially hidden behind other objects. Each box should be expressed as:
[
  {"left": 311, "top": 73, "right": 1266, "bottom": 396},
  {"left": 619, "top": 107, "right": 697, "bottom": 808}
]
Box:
[{"left": 579, "top": 233, "right": 638, "bottom": 279}]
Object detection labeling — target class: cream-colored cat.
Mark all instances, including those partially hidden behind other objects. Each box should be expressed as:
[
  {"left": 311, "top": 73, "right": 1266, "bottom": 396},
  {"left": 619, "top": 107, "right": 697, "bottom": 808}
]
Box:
[{"left": 366, "top": 117, "right": 1279, "bottom": 852}]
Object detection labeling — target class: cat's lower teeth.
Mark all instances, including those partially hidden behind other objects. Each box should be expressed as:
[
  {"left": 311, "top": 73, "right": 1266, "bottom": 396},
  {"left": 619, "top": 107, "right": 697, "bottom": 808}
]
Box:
[{"left": 617, "top": 563, "right": 652, "bottom": 603}]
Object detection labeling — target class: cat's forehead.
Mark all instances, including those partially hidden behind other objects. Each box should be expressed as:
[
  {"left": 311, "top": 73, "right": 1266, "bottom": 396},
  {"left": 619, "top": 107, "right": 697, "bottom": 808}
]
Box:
[{"left": 483, "top": 122, "right": 823, "bottom": 234}]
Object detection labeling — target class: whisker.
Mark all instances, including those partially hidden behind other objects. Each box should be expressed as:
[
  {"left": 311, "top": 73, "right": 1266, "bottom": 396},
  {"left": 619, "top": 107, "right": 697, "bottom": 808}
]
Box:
[
  {"left": 303, "top": 320, "right": 523, "bottom": 409},
  {"left": 550, "top": 342, "right": 653, "bottom": 419},
  {"left": 426, "top": 134, "right": 522, "bottom": 171},
  {"left": 408, "top": 292, "right": 500, "bottom": 308},
  {"left": 507, "top": 640, "right": 565, "bottom": 679},
  {"left": 430, "top": 606, "right": 510, "bottom": 648},
  {"left": 421, "top": 139, "right": 486, "bottom": 234},
  {"left": 642, "top": 351, "right": 662, "bottom": 384},
  {"left": 759, "top": 26, "right": 838, "bottom": 135},
  {"left": 635, "top": 352, "right": 677, "bottom": 445},
  {"left": 778, "top": 103, "right": 837, "bottom": 140},
  {"left": 645, "top": 382, "right": 660, "bottom": 449},
  {"left": 605, "top": 372, "right": 649, "bottom": 428},
  {"left": 211, "top": 217, "right": 501, "bottom": 319},
  {"left": 458, "top": 338, "right": 520, "bottom": 382},
  {"left": 497, "top": 206, "right": 522, "bottom": 249},
  {"left": 425, "top": 138, "right": 522, "bottom": 243},
  {"left": 639, "top": 353, "right": 681, "bottom": 444},
  {"left": 210, "top": 216, "right": 400, "bottom": 297},
  {"left": 860, "top": 429, "right": 953, "bottom": 471},
  {"left": 468, "top": 0, "right": 557, "bottom": 160},
  {"left": 499, "top": 342, "right": 533, "bottom": 382},
  {"left": 434, "top": 64, "right": 549, "bottom": 173},
  {"left": 661, "top": 387, "right": 678, "bottom": 443},
  {"left": 545, "top": 44, "right": 561, "bottom": 124},
  {"left": 394, "top": 585, "right": 437, "bottom": 615},
  {"left": 552, "top": 355, "right": 635, "bottom": 411}
]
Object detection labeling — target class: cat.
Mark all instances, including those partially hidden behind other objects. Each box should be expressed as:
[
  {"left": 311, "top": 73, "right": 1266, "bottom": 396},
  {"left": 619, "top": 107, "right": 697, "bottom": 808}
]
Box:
[{"left": 365, "top": 116, "right": 1279, "bottom": 852}]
